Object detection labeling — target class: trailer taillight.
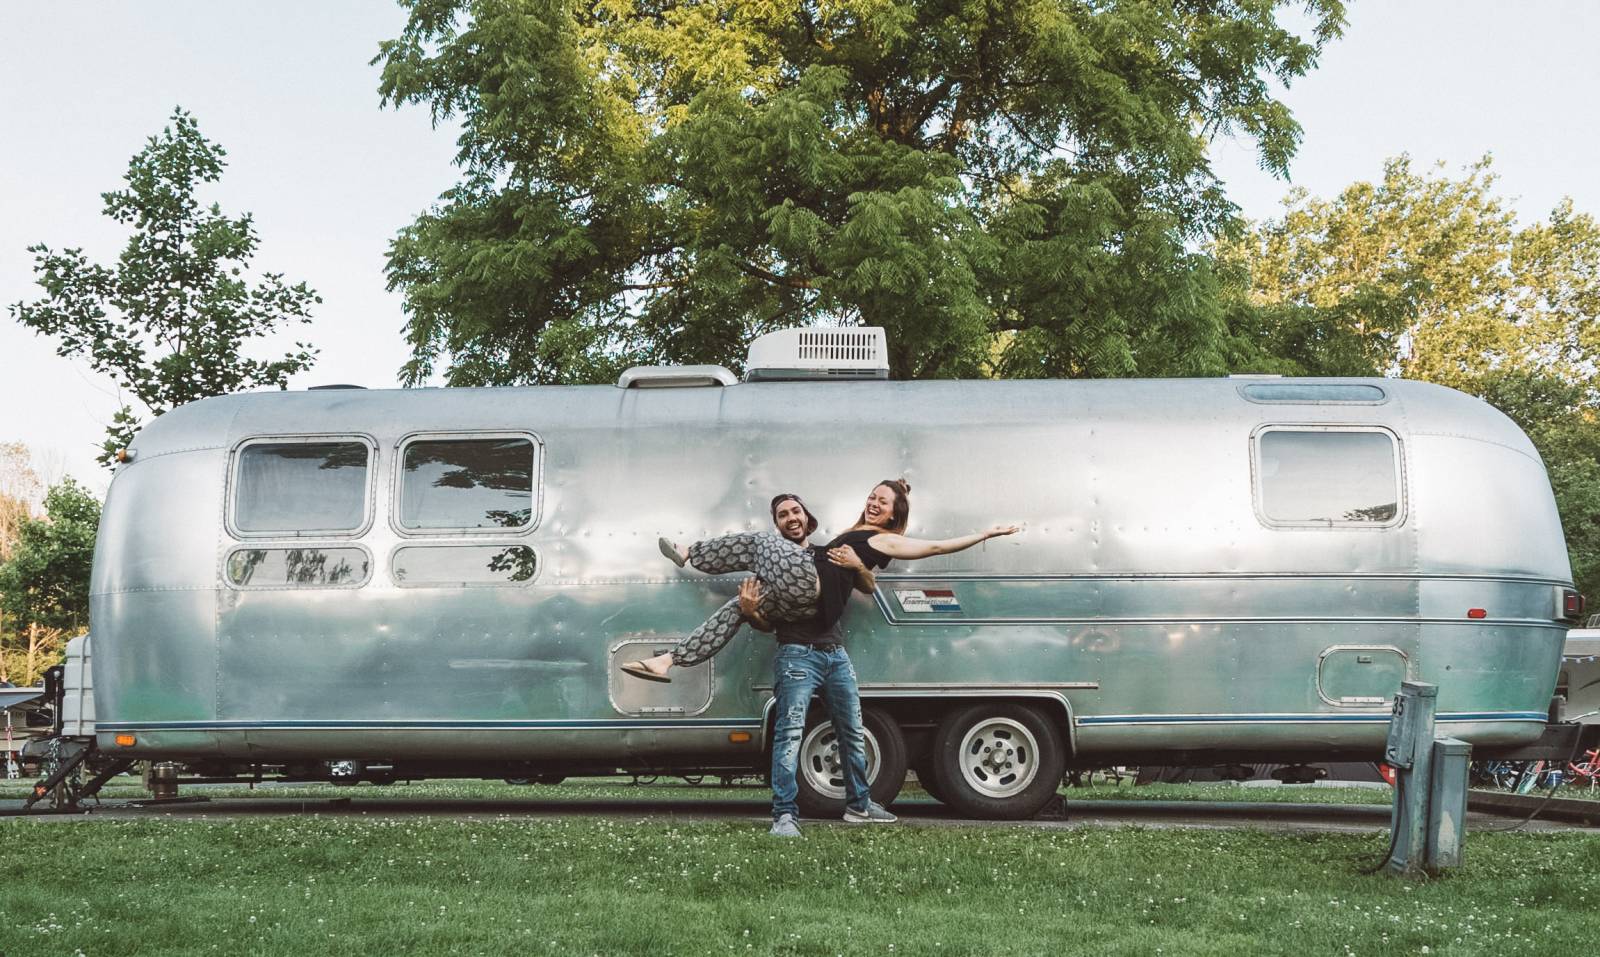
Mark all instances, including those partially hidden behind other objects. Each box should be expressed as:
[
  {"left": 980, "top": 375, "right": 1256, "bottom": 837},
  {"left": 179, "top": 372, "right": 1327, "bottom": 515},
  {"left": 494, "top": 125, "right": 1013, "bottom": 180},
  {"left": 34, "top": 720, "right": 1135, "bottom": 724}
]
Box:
[
  {"left": 1466, "top": 608, "right": 1487, "bottom": 619},
  {"left": 1564, "top": 590, "right": 1586, "bottom": 621}
]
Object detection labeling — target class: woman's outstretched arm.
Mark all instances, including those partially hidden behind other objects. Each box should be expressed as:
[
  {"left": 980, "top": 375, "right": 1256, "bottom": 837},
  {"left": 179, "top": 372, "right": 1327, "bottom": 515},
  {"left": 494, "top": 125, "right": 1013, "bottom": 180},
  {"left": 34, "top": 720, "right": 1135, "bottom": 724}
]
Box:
[{"left": 868, "top": 524, "right": 1020, "bottom": 561}]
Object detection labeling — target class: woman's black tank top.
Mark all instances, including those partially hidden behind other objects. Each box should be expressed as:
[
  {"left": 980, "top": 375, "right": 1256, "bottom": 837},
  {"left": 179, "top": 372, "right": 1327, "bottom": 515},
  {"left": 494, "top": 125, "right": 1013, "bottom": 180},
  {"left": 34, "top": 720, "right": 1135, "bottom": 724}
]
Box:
[{"left": 812, "top": 529, "right": 891, "bottom": 629}]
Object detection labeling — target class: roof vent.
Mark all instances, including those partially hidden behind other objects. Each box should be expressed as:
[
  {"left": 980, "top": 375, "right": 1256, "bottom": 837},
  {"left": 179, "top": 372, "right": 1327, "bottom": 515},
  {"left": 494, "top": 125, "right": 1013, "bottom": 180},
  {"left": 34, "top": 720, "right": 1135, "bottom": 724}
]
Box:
[
  {"left": 616, "top": 365, "right": 738, "bottom": 389},
  {"left": 744, "top": 327, "right": 889, "bottom": 382}
]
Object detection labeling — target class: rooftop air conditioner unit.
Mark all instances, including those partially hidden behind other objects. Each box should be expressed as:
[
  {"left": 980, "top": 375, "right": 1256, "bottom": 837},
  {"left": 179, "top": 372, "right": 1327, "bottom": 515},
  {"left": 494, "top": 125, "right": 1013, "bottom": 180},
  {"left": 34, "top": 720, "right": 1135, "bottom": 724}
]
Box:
[{"left": 744, "top": 327, "right": 889, "bottom": 382}]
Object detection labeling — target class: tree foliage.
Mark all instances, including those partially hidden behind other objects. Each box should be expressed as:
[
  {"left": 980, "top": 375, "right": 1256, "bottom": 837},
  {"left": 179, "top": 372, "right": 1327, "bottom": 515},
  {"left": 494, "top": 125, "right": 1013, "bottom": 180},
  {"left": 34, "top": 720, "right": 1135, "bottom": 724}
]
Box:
[
  {"left": 0, "top": 443, "right": 45, "bottom": 566},
  {"left": 0, "top": 479, "right": 100, "bottom": 637},
  {"left": 0, "top": 479, "right": 98, "bottom": 686},
  {"left": 1219, "top": 155, "right": 1600, "bottom": 393},
  {"left": 376, "top": 0, "right": 1345, "bottom": 383},
  {"left": 10, "top": 108, "right": 321, "bottom": 466},
  {"left": 1222, "top": 157, "right": 1600, "bottom": 597}
]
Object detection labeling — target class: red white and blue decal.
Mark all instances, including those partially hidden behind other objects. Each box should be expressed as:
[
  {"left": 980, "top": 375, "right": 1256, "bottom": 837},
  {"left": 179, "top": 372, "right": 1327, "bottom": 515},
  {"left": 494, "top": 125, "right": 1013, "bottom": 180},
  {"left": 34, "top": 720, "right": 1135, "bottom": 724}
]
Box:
[{"left": 895, "top": 588, "right": 963, "bottom": 613}]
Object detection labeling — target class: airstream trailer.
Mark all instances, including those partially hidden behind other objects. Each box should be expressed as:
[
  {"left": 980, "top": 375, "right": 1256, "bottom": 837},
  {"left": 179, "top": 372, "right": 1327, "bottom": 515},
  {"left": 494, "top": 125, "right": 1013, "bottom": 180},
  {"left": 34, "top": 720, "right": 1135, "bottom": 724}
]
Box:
[{"left": 55, "top": 329, "right": 1583, "bottom": 818}]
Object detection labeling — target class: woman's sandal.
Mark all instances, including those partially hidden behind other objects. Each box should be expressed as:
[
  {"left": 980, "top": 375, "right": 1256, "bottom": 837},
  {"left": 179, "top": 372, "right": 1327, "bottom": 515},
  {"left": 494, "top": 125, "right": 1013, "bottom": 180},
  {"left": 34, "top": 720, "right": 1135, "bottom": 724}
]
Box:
[
  {"left": 621, "top": 661, "right": 672, "bottom": 683},
  {"left": 658, "top": 536, "right": 687, "bottom": 567}
]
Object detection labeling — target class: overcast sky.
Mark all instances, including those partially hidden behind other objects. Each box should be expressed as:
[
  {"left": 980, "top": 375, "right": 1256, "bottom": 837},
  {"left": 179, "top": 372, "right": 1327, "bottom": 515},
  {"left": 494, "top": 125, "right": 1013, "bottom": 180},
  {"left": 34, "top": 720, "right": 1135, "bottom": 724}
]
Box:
[{"left": 2, "top": 2, "right": 1597, "bottom": 493}]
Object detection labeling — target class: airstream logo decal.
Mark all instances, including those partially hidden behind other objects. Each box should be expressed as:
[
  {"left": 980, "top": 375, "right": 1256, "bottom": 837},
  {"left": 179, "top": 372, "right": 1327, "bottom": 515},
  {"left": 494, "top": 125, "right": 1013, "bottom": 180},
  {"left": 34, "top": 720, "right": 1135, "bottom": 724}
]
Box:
[{"left": 895, "top": 589, "right": 962, "bottom": 613}]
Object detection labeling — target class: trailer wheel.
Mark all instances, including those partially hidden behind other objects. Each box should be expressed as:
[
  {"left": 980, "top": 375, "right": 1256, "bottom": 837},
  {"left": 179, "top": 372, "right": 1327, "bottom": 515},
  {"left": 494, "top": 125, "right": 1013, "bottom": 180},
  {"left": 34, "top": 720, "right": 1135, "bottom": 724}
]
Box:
[
  {"left": 795, "top": 708, "right": 907, "bottom": 817},
  {"left": 931, "top": 703, "right": 1065, "bottom": 820}
]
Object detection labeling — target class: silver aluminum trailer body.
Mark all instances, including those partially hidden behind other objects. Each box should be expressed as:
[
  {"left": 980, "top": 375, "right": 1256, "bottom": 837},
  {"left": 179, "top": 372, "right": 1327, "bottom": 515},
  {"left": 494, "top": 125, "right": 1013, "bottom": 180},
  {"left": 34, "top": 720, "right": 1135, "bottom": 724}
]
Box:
[{"left": 87, "top": 377, "right": 1574, "bottom": 793}]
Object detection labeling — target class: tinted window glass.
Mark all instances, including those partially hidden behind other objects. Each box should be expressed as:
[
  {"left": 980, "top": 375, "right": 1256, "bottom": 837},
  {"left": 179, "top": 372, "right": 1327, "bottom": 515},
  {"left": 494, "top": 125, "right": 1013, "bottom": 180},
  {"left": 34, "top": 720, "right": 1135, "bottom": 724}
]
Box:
[
  {"left": 1242, "top": 384, "right": 1387, "bottom": 404},
  {"left": 400, "top": 438, "right": 535, "bottom": 530},
  {"left": 227, "top": 548, "right": 369, "bottom": 587},
  {"left": 1259, "top": 430, "right": 1399, "bottom": 525},
  {"left": 235, "top": 441, "right": 369, "bottom": 533},
  {"left": 393, "top": 545, "right": 538, "bottom": 586}
]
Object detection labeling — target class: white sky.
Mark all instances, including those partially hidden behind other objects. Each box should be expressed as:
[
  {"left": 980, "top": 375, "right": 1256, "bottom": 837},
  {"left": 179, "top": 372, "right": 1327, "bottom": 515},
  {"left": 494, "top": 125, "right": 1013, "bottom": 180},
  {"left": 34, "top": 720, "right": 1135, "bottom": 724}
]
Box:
[{"left": 2, "top": 2, "right": 1597, "bottom": 494}]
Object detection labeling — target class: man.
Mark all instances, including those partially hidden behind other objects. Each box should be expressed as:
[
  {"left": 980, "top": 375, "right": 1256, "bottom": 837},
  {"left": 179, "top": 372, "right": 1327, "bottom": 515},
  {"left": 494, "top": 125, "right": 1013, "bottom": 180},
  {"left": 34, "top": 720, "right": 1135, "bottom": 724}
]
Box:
[{"left": 740, "top": 493, "right": 897, "bottom": 837}]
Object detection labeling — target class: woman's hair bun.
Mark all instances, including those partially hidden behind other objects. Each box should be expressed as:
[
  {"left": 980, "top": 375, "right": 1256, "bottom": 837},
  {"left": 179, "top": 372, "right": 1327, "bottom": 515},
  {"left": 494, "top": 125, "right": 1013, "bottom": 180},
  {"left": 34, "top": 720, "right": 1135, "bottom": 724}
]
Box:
[{"left": 883, "top": 477, "right": 910, "bottom": 496}]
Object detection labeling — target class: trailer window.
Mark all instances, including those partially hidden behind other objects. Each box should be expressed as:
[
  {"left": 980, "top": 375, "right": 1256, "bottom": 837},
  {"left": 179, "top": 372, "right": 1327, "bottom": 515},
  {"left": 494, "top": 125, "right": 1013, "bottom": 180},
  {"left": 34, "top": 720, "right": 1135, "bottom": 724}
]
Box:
[
  {"left": 1256, "top": 428, "right": 1401, "bottom": 526},
  {"left": 392, "top": 544, "right": 538, "bottom": 586},
  {"left": 399, "top": 437, "right": 537, "bottom": 531},
  {"left": 226, "top": 547, "right": 370, "bottom": 588},
  {"left": 1240, "top": 383, "right": 1387, "bottom": 404},
  {"left": 234, "top": 440, "right": 371, "bottom": 534}
]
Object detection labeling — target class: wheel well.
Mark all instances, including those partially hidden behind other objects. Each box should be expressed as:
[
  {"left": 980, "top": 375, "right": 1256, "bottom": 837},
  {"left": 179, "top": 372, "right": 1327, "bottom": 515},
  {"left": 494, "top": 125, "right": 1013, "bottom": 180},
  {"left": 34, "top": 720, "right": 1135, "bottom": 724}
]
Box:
[
  {"left": 855, "top": 695, "right": 1077, "bottom": 765},
  {"left": 758, "top": 694, "right": 1078, "bottom": 763}
]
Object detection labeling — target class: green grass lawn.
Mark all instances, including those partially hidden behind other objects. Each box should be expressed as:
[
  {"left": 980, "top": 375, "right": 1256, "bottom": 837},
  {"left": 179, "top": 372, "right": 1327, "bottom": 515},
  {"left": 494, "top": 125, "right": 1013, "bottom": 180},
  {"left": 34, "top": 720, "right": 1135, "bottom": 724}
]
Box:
[
  {"left": 9, "top": 773, "right": 1594, "bottom": 807},
  {"left": 0, "top": 777, "right": 1398, "bottom": 813},
  {"left": 3, "top": 812, "right": 1597, "bottom": 957}
]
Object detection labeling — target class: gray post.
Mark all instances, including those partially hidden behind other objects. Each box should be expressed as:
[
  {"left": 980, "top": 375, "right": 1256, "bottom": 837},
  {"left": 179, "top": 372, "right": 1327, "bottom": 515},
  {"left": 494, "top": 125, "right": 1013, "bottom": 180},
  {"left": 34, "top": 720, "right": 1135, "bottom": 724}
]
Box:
[
  {"left": 1425, "top": 737, "right": 1472, "bottom": 872},
  {"left": 1383, "top": 681, "right": 1438, "bottom": 878}
]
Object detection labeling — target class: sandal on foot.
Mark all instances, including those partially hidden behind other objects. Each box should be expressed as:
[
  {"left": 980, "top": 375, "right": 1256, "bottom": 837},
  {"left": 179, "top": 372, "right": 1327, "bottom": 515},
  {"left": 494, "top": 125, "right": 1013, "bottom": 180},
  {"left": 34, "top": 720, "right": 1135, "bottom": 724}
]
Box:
[
  {"left": 659, "top": 536, "right": 687, "bottom": 567},
  {"left": 621, "top": 661, "right": 671, "bottom": 683}
]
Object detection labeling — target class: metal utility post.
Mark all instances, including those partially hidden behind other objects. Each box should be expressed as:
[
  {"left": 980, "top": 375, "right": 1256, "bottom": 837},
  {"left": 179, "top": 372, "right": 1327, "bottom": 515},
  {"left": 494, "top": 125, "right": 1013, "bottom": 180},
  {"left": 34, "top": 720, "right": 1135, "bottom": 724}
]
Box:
[
  {"left": 1381, "top": 681, "right": 1470, "bottom": 877},
  {"left": 1383, "top": 681, "right": 1438, "bottom": 877},
  {"left": 1425, "top": 737, "right": 1471, "bottom": 871}
]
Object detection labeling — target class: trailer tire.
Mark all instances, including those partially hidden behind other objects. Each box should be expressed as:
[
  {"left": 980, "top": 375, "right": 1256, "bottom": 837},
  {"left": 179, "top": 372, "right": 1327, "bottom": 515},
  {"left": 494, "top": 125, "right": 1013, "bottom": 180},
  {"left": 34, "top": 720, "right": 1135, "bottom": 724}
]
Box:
[
  {"left": 795, "top": 708, "right": 907, "bottom": 817},
  {"left": 931, "top": 703, "right": 1065, "bottom": 820}
]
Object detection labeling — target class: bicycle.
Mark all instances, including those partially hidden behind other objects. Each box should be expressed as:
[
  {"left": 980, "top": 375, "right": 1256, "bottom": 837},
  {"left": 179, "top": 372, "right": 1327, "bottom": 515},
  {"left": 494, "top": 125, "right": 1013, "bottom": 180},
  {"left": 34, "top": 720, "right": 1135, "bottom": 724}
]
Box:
[{"left": 1566, "top": 748, "right": 1600, "bottom": 791}]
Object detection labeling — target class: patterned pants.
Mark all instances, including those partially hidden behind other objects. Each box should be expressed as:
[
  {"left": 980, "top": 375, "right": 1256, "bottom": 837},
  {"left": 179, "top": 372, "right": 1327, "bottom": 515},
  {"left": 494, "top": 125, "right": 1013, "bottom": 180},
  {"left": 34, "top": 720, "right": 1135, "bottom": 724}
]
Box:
[{"left": 670, "top": 532, "right": 821, "bottom": 667}]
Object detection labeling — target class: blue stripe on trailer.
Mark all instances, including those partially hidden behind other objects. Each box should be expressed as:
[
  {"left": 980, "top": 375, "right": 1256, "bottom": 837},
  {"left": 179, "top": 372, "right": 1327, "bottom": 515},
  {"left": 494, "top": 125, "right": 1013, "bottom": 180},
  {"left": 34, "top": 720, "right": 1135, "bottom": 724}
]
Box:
[
  {"left": 96, "top": 718, "right": 766, "bottom": 732},
  {"left": 1075, "top": 711, "right": 1547, "bottom": 726}
]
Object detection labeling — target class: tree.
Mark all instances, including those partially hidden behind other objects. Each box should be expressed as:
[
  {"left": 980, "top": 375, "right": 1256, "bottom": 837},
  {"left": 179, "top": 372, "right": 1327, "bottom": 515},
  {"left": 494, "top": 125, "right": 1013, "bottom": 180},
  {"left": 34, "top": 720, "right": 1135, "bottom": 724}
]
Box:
[
  {"left": 0, "top": 479, "right": 100, "bottom": 685},
  {"left": 10, "top": 108, "right": 320, "bottom": 466},
  {"left": 0, "top": 442, "right": 45, "bottom": 565},
  {"left": 1218, "top": 154, "right": 1600, "bottom": 394},
  {"left": 1222, "top": 157, "right": 1600, "bottom": 598},
  {"left": 375, "top": 0, "right": 1345, "bottom": 384},
  {"left": 1472, "top": 373, "right": 1600, "bottom": 602}
]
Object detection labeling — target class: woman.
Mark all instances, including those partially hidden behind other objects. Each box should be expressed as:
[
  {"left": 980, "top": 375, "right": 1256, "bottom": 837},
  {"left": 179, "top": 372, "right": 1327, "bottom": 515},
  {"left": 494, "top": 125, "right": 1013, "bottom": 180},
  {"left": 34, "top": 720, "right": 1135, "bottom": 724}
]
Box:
[{"left": 622, "top": 479, "right": 1019, "bottom": 682}]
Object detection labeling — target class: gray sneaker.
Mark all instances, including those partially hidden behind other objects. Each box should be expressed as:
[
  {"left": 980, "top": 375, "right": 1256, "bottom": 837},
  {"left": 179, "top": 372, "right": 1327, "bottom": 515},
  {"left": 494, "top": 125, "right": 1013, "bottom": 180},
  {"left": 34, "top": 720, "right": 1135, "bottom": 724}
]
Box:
[
  {"left": 769, "top": 813, "right": 802, "bottom": 837},
  {"left": 842, "top": 802, "right": 898, "bottom": 824}
]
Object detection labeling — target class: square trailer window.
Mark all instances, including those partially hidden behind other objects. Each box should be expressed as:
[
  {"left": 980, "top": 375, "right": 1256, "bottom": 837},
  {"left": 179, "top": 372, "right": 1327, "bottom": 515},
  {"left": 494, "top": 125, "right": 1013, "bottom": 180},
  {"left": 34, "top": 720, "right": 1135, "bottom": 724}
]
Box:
[
  {"left": 1257, "top": 429, "right": 1402, "bottom": 526},
  {"left": 226, "top": 547, "right": 370, "bottom": 588},
  {"left": 393, "top": 544, "right": 538, "bottom": 586},
  {"left": 400, "top": 437, "right": 537, "bottom": 531},
  {"left": 234, "top": 441, "right": 370, "bottom": 534}
]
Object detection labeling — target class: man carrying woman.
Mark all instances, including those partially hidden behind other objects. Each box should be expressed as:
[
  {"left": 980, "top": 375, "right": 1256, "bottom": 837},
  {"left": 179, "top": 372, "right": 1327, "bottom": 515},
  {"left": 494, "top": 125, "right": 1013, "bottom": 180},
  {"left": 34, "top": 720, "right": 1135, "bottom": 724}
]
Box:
[{"left": 625, "top": 480, "right": 1019, "bottom": 836}]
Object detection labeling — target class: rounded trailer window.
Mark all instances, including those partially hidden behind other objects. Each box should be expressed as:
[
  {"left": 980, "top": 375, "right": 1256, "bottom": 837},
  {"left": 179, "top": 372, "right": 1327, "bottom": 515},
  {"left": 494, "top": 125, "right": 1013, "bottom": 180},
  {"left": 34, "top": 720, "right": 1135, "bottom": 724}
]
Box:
[
  {"left": 393, "top": 544, "right": 538, "bottom": 587},
  {"left": 226, "top": 547, "right": 371, "bottom": 588},
  {"left": 399, "top": 436, "right": 538, "bottom": 532},
  {"left": 1255, "top": 428, "right": 1403, "bottom": 527},
  {"left": 233, "top": 439, "right": 372, "bottom": 535}
]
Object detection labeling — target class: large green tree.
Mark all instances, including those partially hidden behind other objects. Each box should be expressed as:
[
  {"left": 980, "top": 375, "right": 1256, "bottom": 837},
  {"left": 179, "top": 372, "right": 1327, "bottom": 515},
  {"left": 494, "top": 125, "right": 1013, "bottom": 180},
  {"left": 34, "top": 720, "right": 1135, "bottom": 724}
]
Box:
[
  {"left": 1219, "top": 155, "right": 1600, "bottom": 392},
  {"left": 376, "top": 0, "right": 1345, "bottom": 384},
  {"left": 1221, "top": 157, "right": 1600, "bottom": 597},
  {"left": 10, "top": 109, "right": 321, "bottom": 466}
]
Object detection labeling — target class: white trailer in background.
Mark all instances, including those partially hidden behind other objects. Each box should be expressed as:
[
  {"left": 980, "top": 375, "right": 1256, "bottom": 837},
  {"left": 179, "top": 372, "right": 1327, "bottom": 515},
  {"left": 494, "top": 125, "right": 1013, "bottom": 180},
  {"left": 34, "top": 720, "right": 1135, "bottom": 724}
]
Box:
[{"left": 1560, "top": 620, "right": 1600, "bottom": 723}]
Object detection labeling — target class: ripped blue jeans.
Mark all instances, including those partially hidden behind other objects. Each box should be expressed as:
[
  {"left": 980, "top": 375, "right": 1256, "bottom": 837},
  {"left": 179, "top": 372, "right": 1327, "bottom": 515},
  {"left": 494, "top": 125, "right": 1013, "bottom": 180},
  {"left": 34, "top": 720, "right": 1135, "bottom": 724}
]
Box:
[{"left": 770, "top": 643, "right": 871, "bottom": 820}]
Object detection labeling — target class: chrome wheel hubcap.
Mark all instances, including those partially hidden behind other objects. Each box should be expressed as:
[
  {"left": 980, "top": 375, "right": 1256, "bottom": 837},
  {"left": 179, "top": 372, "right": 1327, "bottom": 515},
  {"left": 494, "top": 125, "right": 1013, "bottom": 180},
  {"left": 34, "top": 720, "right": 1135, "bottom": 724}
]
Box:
[
  {"left": 956, "top": 717, "right": 1039, "bottom": 799},
  {"left": 800, "top": 721, "right": 881, "bottom": 800}
]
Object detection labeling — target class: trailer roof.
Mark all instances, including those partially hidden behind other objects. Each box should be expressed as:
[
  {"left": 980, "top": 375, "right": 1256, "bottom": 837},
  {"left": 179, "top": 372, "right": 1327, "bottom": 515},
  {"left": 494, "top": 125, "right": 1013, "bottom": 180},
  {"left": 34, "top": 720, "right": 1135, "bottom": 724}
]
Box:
[{"left": 125, "top": 376, "right": 1535, "bottom": 465}]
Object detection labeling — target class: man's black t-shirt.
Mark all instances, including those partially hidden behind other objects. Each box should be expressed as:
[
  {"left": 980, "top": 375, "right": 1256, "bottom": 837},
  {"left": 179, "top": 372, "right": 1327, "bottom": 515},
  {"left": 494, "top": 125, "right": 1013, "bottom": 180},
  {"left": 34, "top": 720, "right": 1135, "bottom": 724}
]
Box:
[{"left": 810, "top": 529, "right": 892, "bottom": 631}]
